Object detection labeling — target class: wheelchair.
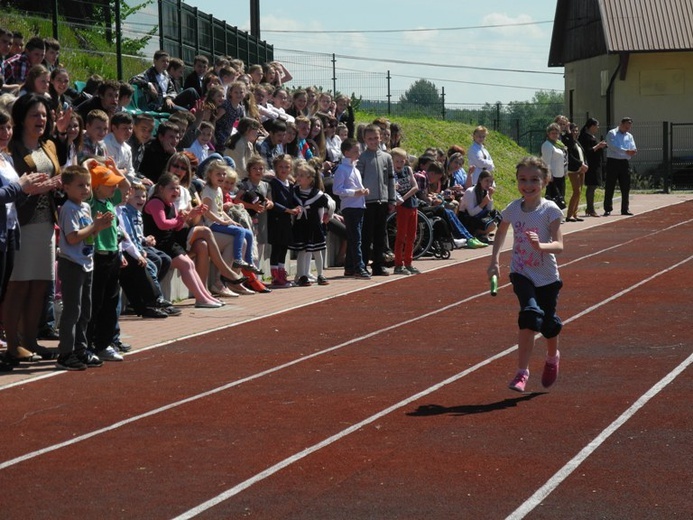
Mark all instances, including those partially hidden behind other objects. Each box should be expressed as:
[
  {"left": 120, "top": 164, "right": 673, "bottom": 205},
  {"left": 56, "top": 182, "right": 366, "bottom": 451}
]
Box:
[{"left": 386, "top": 208, "right": 453, "bottom": 260}]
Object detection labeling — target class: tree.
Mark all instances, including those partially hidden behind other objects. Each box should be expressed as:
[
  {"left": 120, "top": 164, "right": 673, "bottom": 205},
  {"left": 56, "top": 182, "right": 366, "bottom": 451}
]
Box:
[{"left": 399, "top": 79, "right": 442, "bottom": 116}]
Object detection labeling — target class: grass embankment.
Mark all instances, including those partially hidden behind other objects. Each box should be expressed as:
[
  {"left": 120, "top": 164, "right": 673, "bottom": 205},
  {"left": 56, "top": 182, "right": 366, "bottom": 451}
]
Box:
[{"left": 357, "top": 112, "right": 602, "bottom": 210}]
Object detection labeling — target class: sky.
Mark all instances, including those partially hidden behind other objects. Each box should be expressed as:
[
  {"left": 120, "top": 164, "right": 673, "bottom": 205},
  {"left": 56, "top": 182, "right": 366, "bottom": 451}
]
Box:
[{"left": 181, "top": 0, "right": 564, "bottom": 106}]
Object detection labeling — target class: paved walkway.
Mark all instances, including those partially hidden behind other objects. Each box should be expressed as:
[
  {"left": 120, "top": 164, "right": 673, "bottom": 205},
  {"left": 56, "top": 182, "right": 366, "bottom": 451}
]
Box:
[{"left": 2, "top": 193, "right": 691, "bottom": 387}]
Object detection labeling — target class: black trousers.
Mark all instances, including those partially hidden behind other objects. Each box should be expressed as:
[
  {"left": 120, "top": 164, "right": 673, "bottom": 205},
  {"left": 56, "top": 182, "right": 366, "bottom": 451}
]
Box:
[
  {"left": 604, "top": 158, "right": 631, "bottom": 213},
  {"left": 88, "top": 252, "right": 121, "bottom": 351},
  {"left": 362, "top": 202, "right": 389, "bottom": 270}
]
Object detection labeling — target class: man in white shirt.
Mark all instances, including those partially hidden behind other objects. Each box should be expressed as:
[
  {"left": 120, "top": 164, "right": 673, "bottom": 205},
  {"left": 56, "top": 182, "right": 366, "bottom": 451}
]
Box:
[{"left": 604, "top": 117, "right": 637, "bottom": 216}]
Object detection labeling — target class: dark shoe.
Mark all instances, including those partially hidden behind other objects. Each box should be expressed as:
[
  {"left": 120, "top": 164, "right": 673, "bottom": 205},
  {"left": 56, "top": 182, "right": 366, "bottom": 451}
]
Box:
[
  {"left": 621, "top": 211, "right": 634, "bottom": 216},
  {"left": 79, "top": 351, "right": 104, "bottom": 368},
  {"left": 565, "top": 217, "right": 576, "bottom": 222},
  {"left": 141, "top": 307, "right": 168, "bottom": 319},
  {"left": 112, "top": 341, "right": 132, "bottom": 353},
  {"left": 317, "top": 275, "right": 330, "bottom": 285},
  {"left": 574, "top": 217, "right": 585, "bottom": 222},
  {"left": 221, "top": 275, "right": 249, "bottom": 286},
  {"left": 298, "top": 276, "right": 312, "bottom": 287},
  {"left": 405, "top": 265, "right": 421, "bottom": 275},
  {"left": 155, "top": 299, "right": 174, "bottom": 308},
  {"left": 353, "top": 269, "right": 371, "bottom": 279},
  {"left": 35, "top": 347, "right": 59, "bottom": 360},
  {"left": 343, "top": 270, "right": 355, "bottom": 277},
  {"left": 587, "top": 212, "right": 600, "bottom": 218},
  {"left": 232, "top": 261, "right": 262, "bottom": 274},
  {"left": 371, "top": 267, "right": 390, "bottom": 276},
  {"left": 162, "top": 306, "right": 182, "bottom": 316},
  {"left": 603, "top": 211, "right": 611, "bottom": 216},
  {"left": 393, "top": 266, "right": 410, "bottom": 276},
  {"left": 56, "top": 353, "right": 87, "bottom": 371},
  {"left": 37, "top": 327, "right": 60, "bottom": 340}
]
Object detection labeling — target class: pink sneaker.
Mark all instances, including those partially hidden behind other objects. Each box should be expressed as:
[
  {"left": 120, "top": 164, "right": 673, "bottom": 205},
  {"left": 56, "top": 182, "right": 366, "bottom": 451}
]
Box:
[
  {"left": 541, "top": 352, "right": 560, "bottom": 388},
  {"left": 508, "top": 370, "right": 529, "bottom": 392}
]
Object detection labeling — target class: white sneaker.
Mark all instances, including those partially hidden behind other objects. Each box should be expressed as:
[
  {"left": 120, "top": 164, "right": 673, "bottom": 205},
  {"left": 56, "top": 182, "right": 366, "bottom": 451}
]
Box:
[
  {"left": 97, "top": 346, "right": 124, "bottom": 362},
  {"left": 453, "top": 238, "right": 467, "bottom": 249}
]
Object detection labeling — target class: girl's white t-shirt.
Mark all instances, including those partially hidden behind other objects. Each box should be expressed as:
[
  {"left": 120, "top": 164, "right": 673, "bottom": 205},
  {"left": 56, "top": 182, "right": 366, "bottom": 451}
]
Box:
[
  {"left": 502, "top": 197, "right": 562, "bottom": 287},
  {"left": 200, "top": 184, "right": 225, "bottom": 226}
]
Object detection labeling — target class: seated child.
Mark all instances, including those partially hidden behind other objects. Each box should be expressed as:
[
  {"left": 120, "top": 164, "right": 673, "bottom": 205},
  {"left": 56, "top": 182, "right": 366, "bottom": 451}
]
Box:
[{"left": 201, "top": 159, "right": 257, "bottom": 272}]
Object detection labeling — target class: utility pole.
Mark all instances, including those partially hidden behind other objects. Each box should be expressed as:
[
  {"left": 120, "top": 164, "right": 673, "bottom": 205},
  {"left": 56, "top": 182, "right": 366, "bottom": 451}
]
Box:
[{"left": 250, "top": 0, "right": 260, "bottom": 38}]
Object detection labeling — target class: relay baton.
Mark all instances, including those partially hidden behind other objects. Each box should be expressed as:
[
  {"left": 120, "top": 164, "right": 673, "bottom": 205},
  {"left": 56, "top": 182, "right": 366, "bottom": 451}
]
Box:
[{"left": 490, "top": 274, "right": 498, "bottom": 297}]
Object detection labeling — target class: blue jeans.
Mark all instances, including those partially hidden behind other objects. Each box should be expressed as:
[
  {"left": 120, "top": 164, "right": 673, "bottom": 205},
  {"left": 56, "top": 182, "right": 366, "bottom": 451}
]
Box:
[
  {"left": 444, "top": 208, "right": 474, "bottom": 240},
  {"left": 210, "top": 223, "right": 254, "bottom": 264},
  {"left": 342, "top": 207, "right": 365, "bottom": 272}
]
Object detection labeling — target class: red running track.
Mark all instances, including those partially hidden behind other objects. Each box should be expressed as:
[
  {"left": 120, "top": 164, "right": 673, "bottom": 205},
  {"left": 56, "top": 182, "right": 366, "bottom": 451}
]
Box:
[{"left": 0, "top": 202, "right": 691, "bottom": 519}]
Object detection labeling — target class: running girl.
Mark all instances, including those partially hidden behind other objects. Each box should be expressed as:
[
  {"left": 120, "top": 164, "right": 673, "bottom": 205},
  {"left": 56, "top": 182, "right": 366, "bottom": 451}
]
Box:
[{"left": 488, "top": 156, "right": 564, "bottom": 392}]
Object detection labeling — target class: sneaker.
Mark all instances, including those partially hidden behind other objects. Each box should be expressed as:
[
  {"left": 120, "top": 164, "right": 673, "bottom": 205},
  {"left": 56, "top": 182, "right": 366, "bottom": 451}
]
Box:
[
  {"left": 298, "top": 275, "right": 312, "bottom": 287},
  {"left": 112, "top": 340, "right": 132, "bottom": 353},
  {"left": 96, "top": 346, "right": 124, "bottom": 362},
  {"left": 79, "top": 351, "right": 104, "bottom": 367},
  {"left": 353, "top": 269, "right": 371, "bottom": 279},
  {"left": 317, "top": 275, "right": 330, "bottom": 285},
  {"left": 393, "top": 266, "right": 410, "bottom": 275},
  {"left": 371, "top": 267, "right": 390, "bottom": 276},
  {"left": 467, "top": 237, "right": 489, "bottom": 249},
  {"left": 56, "top": 353, "right": 87, "bottom": 371},
  {"left": 453, "top": 238, "right": 467, "bottom": 249},
  {"left": 508, "top": 370, "right": 529, "bottom": 392},
  {"left": 541, "top": 352, "right": 560, "bottom": 388},
  {"left": 405, "top": 265, "right": 421, "bottom": 275}
]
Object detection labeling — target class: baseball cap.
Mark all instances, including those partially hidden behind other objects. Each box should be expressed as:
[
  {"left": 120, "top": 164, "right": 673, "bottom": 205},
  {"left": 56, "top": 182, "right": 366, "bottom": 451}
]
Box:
[{"left": 89, "top": 163, "right": 125, "bottom": 188}]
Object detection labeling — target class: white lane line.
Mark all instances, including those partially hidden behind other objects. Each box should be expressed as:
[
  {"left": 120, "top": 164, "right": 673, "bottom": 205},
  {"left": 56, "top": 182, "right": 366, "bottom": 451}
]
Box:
[
  {"left": 0, "top": 289, "right": 488, "bottom": 471},
  {"left": 171, "top": 254, "right": 693, "bottom": 519},
  {"left": 506, "top": 351, "right": 693, "bottom": 520}
]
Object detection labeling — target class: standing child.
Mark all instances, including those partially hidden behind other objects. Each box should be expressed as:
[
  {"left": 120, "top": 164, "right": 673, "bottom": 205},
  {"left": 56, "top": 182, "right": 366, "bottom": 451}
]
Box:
[
  {"left": 390, "top": 147, "right": 420, "bottom": 275},
  {"left": 57, "top": 166, "right": 114, "bottom": 370},
  {"left": 267, "top": 154, "right": 300, "bottom": 287},
  {"left": 289, "top": 159, "right": 329, "bottom": 286},
  {"left": 332, "top": 138, "right": 370, "bottom": 278},
  {"left": 357, "top": 124, "right": 396, "bottom": 276},
  {"left": 85, "top": 160, "right": 131, "bottom": 362},
  {"left": 488, "top": 156, "right": 564, "bottom": 392}
]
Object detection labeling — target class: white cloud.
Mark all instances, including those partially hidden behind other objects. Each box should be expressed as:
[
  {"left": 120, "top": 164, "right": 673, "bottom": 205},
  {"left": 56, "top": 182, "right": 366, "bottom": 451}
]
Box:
[{"left": 482, "top": 13, "right": 545, "bottom": 39}]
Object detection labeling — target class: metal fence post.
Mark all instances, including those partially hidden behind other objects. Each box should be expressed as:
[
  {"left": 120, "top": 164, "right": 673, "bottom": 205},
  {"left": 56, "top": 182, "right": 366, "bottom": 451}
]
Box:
[
  {"left": 52, "top": 0, "right": 59, "bottom": 40},
  {"left": 663, "top": 121, "right": 670, "bottom": 193},
  {"left": 332, "top": 53, "right": 336, "bottom": 95},
  {"left": 158, "top": 0, "right": 164, "bottom": 50},
  {"left": 387, "top": 70, "right": 391, "bottom": 116},
  {"left": 115, "top": 0, "right": 122, "bottom": 80},
  {"left": 441, "top": 86, "right": 446, "bottom": 120}
]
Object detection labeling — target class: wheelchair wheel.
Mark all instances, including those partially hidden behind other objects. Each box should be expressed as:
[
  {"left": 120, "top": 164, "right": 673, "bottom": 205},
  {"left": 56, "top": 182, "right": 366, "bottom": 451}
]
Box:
[{"left": 386, "top": 209, "right": 434, "bottom": 259}]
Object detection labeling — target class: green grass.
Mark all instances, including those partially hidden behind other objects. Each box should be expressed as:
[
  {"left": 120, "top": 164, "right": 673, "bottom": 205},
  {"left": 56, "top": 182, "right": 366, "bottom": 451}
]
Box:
[{"left": 356, "top": 111, "right": 604, "bottom": 210}]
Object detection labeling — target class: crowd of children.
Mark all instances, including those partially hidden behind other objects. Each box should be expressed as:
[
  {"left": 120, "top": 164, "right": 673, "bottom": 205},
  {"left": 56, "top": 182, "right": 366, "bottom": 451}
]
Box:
[{"left": 2, "top": 30, "right": 568, "bottom": 390}]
